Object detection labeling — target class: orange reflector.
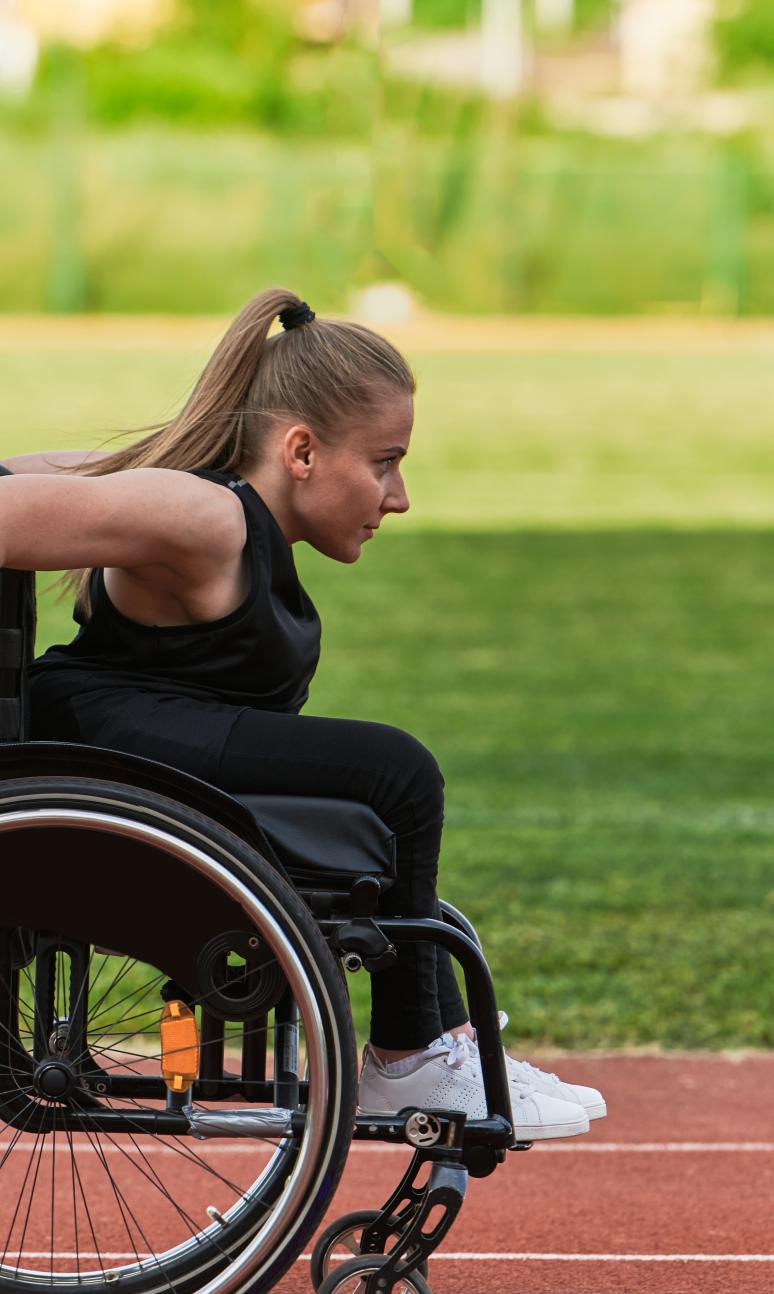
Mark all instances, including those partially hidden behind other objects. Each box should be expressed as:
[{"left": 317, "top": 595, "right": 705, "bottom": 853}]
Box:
[{"left": 160, "top": 1000, "right": 200, "bottom": 1093}]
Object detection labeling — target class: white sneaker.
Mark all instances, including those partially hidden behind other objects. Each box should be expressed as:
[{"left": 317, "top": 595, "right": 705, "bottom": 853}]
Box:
[
  {"left": 358, "top": 1034, "right": 590, "bottom": 1142},
  {"left": 474, "top": 1013, "right": 607, "bottom": 1121}
]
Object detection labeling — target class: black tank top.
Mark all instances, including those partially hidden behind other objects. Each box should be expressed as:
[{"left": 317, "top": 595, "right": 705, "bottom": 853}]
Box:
[{"left": 28, "top": 470, "right": 321, "bottom": 714}]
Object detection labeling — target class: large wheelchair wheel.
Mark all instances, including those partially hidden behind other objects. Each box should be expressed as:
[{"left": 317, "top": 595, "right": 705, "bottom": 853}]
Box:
[{"left": 0, "top": 775, "right": 357, "bottom": 1294}]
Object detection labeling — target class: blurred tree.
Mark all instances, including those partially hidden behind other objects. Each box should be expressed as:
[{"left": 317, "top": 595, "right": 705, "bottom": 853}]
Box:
[
  {"left": 572, "top": 0, "right": 615, "bottom": 30},
  {"left": 412, "top": 0, "right": 480, "bottom": 26},
  {"left": 412, "top": 0, "right": 614, "bottom": 31},
  {"left": 173, "top": 0, "right": 283, "bottom": 51},
  {"left": 25, "top": 0, "right": 374, "bottom": 138},
  {"left": 715, "top": 0, "right": 774, "bottom": 75}
]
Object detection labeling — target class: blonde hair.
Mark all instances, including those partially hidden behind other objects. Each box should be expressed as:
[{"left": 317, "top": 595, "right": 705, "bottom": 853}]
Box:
[{"left": 61, "top": 287, "right": 416, "bottom": 616}]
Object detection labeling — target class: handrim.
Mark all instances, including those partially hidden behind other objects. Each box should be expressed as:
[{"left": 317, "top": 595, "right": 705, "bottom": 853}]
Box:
[{"left": 0, "top": 798, "right": 350, "bottom": 1294}]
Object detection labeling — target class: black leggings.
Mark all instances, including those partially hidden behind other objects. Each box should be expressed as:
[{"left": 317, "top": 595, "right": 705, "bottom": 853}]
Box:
[
  {"left": 32, "top": 675, "right": 471, "bottom": 1049},
  {"left": 215, "top": 709, "right": 468, "bottom": 1048}
]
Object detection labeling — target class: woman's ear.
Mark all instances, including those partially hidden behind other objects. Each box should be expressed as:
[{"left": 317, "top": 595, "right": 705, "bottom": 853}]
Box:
[{"left": 283, "top": 424, "right": 314, "bottom": 480}]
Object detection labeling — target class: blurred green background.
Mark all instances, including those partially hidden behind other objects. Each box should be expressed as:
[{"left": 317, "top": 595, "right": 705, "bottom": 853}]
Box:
[
  {"left": 4, "top": 0, "right": 774, "bottom": 1049},
  {"left": 3, "top": 0, "right": 774, "bottom": 315}
]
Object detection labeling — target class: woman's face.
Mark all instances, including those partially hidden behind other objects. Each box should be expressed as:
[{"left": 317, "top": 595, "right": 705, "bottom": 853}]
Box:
[{"left": 290, "top": 392, "right": 414, "bottom": 563}]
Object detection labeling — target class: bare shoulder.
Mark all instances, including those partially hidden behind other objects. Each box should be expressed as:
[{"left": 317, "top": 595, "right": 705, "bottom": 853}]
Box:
[
  {"left": 108, "top": 467, "right": 246, "bottom": 560},
  {"left": 102, "top": 470, "right": 250, "bottom": 627},
  {"left": 118, "top": 465, "right": 243, "bottom": 518}
]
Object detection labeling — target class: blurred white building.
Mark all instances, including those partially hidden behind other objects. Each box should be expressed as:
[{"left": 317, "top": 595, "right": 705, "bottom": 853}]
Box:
[
  {"left": 18, "top": 0, "right": 171, "bottom": 46},
  {"left": 480, "top": 0, "right": 523, "bottom": 98},
  {"left": 0, "top": 1, "right": 38, "bottom": 97},
  {"left": 381, "top": 0, "right": 413, "bottom": 25},
  {"left": 617, "top": 0, "right": 713, "bottom": 98},
  {"left": 379, "top": 0, "right": 717, "bottom": 106},
  {"left": 12, "top": 0, "right": 719, "bottom": 114},
  {"left": 535, "top": 0, "right": 574, "bottom": 33}
]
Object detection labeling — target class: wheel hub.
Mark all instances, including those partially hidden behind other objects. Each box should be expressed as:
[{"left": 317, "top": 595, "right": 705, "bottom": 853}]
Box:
[{"left": 33, "top": 1058, "right": 76, "bottom": 1101}]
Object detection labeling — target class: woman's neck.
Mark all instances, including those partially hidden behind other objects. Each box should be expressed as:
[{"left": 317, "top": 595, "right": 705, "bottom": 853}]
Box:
[{"left": 239, "top": 463, "right": 301, "bottom": 546}]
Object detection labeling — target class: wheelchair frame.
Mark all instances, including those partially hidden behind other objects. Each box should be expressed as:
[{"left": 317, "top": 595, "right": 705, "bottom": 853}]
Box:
[{"left": 0, "top": 563, "right": 521, "bottom": 1294}]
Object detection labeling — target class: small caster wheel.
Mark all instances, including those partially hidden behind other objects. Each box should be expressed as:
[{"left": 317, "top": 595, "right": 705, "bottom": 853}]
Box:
[
  {"left": 310, "top": 1210, "right": 429, "bottom": 1289},
  {"left": 316, "top": 1254, "right": 432, "bottom": 1294}
]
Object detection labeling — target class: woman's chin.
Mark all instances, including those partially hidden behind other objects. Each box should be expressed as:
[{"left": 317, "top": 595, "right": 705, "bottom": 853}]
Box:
[
  {"left": 340, "top": 542, "right": 364, "bottom": 564},
  {"left": 310, "top": 536, "right": 363, "bottom": 564}
]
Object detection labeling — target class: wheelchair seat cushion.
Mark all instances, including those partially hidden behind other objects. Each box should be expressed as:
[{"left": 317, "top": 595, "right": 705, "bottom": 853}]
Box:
[{"left": 233, "top": 794, "right": 396, "bottom": 885}]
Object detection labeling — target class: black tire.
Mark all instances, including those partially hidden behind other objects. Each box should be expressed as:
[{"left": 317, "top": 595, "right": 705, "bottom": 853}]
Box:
[
  {"left": 0, "top": 775, "right": 357, "bottom": 1294},
  {"left": 310, "top": 1211, "right": 430, "bottom": 1290},
  {"left": 316, "top": 1255, "right": 432, "bottom": 1294}
]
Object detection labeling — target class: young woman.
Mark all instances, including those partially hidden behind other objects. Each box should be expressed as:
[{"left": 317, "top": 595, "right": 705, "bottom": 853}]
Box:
[{"left": 2, "top": 287, "right": 605, "bottom": 1139}]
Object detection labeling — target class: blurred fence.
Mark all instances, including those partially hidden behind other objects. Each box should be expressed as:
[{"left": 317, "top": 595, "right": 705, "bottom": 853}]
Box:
[
  {"left": 1, "top": 0, "right": 772, "bottom": 317},
  {"left": 375, "top": 135, "right": 762, "bottom": 316},
  {"left": 0, "top": 122, "right": 769, "bottom": 315}
]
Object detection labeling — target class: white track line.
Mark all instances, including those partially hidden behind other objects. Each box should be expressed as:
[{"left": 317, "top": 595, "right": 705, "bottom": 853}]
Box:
[
  {"left": 8, "top": 1253, "right": 774, "bottom": 1265},
  {"left": 426, "top": 1255, "right": 774, "bottom": 1264},
  {"left": 532, "top": 1142, "right": 774, "bottom": 1153},
  {"left": 2, "top": 1140, "right": 774, "bottom": 1155}
]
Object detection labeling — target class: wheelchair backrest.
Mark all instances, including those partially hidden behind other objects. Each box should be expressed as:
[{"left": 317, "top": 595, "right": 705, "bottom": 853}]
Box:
[
  {"left": 0, "top": 463, "right": 36, "bottom": 743},
  {"left": 0, "top": 566, "right": 36, "bottom": 743}
]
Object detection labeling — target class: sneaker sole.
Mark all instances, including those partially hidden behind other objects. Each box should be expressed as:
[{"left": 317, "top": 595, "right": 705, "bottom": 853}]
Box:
[
  {"left": 358, "top": 1108, "right": 591, "bottom": 1140},
  {"left": 523, "top": 1090, "right": 608, "bottom": 1120},
  {"left": 585, "top": 1101, "right": 607, "bottom": 1120},
  {"left": 518, "top": 1113, "right": 590, "bottom": 1141}
]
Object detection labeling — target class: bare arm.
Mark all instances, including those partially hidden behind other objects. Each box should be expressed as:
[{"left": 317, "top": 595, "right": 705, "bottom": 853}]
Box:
[
  {"left": 0, "top": 449, "right": 111, "bottom": 475},
  {"left": 0, "top": 468, "right": 246, "bottom": 574}
]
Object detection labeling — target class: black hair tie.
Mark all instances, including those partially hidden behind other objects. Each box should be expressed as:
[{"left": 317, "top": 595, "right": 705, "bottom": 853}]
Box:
[{"left": 279, "top": 301, "right": 316, "bottom": 331}]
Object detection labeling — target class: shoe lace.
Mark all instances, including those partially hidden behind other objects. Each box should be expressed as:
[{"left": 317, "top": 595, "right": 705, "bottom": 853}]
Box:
[
  {"left": 439, "top": 1033, "right": 477, "bottom": 1071},
  {"left": 436, "top": 1031, "right": 544, "bottom": 1103},
  {"left": 514, "top": 1058, "right": 560, "bottom": 1084},
  {"left": 470, "top": 1012, "right": 557, "bottom": 1089}
]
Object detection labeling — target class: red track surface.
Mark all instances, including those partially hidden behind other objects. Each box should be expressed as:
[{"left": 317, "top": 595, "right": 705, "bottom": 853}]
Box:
[
  {"left": 4, "top": 1055, "right": 774, "bottom": 1292},
  {"left": 276, "top": 1054, "right": 774, "bottom": 1294}
]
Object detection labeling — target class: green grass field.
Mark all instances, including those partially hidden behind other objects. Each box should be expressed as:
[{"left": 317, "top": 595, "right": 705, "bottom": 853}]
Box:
[{"left": 5, "top": 322, "right": 774, "bottom": 1049}]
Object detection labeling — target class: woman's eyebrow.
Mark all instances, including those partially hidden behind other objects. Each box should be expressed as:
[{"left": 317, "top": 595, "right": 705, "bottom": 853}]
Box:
[{"left": 380, "top": 445, "right": 408, "bottom": 456}]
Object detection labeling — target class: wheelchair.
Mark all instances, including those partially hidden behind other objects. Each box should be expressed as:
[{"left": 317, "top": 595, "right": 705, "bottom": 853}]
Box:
[{"left": 0, "top": 561, "right": 520, "bottom": 1294}]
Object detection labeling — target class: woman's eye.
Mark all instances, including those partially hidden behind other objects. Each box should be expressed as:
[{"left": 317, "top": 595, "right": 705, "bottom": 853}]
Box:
[{"left": 379, "top": 457, "right": 396, "bottom": 470}]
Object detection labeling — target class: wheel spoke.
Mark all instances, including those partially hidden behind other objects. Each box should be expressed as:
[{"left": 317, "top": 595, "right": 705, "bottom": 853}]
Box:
[
  {"left": 89, "top": 1015, "right": 279, "bottom": 1075},
  {"left": 0, "top": 1080, "right": 35, "bottom": 1101},
  {"left": 65, "top": 1126, "right": 82, "bottom": 1284},
  {"left": 0, "top": 968, "right": 33, "bottom": 1046},
  {"left": 61, "top": 943, "right": 98, "bottom": 1055},
  {"left": 0, "top": 1089, "right": 46, "bottom": 1268},
  {"left": 86, "top": 966, "right": 167, "bottom": 1032},
  {"left": 0, "top": 1124, "right": 30, "bottom": 1178},
  {"left": 104, "top": 1094, "right": 254, "bottom": 1198},
  {"left": 7, "top": 1125, "right": 47, "bottom": 1274},
  {"left": 89, "top": 1109, "right": 232, "bottom": 1262},
  {"left": 80, "top": 1124, "right": 146, "bottom": 1271},
  {"left": 49, "top": 1102, "right": 57, "bottom": 1284},
  {"left": 66, "top": 1123, "right": 106, "bottom": 1282}
]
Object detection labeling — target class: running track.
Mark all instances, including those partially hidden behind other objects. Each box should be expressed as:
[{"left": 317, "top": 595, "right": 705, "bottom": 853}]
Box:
[
  {"left": 3, "top": 1055, "right": 773, "bottom": 1292},
  {"left": 278, "top": 1053, "right": 774, "bottom": 1293}
]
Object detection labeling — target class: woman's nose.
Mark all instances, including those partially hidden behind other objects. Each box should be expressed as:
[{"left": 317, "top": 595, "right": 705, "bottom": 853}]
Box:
[{"left": 385, "top": 476, "right": 410, "bottom": 515}]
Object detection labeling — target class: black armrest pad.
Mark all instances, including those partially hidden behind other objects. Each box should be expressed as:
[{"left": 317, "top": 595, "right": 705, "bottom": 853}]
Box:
[
  {"left": 0, "top": 698, "right": 21, "bottom": 740},
  {"left": 233, "top": 793, "right": 396, "bottom": 880},
  {"left": 0, "top": 628, "right": 23, "bottom": 670}
]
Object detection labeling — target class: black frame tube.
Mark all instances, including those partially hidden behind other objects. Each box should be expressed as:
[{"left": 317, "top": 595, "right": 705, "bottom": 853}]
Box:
[{"left": 323, "top": 915, "right": 512, "bottom": 1129}]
